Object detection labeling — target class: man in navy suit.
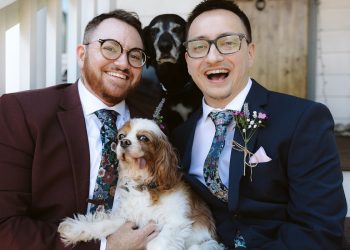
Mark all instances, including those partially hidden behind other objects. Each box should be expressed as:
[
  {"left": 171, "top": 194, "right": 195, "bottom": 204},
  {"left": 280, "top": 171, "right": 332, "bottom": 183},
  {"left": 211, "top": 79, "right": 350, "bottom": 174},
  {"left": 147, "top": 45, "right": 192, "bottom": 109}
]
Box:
[
  {"left": 0, "top": 9, "right": 158, "bottom": 250},
  {"left": 170, "top": 0, "right": 347, "bottom": 249}
]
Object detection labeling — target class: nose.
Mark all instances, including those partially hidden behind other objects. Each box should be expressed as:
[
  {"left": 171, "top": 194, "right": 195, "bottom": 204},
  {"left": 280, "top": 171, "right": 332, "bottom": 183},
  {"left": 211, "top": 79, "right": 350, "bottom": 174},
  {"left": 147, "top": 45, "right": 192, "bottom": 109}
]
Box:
[
  {"left": 113, "top": 51, "right": 129, "bottom": 68},
  {"left": 158, "top": 32, "right": 173, "bottom": 53},
  {"left": 120, "top": 138, "right": 131, "bottom": 148},
  {"left": 206, "top": 43, "right": 224, "bottom": 63}
]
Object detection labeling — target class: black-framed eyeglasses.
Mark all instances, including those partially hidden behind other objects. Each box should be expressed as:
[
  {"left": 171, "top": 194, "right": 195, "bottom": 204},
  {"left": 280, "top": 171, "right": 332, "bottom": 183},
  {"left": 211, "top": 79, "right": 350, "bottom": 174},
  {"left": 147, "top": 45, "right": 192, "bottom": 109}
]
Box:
[
  {"left": 183, "top": 33, "right": 250, "bottom": 59},
  {"left": 84, "top": 39, "right": 147, "bottom": 68}
]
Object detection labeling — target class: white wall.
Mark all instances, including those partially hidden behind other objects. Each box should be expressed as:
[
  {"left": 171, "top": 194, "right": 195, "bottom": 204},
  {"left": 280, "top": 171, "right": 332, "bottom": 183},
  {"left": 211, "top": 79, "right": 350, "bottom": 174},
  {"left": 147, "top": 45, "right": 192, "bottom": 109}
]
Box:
[
  {"left": 315, "top": 0, "right": 350, "bottom": 125},
  {"left": 116, "top": 0, "right": 201, "bottom": 26}
]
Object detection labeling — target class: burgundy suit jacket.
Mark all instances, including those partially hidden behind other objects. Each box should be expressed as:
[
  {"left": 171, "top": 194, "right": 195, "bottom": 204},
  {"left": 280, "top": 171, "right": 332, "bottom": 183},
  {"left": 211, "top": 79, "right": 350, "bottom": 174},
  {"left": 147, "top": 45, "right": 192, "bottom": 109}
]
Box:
[{"left": 0, "top": 83, "right": 154, "bottom": 249}]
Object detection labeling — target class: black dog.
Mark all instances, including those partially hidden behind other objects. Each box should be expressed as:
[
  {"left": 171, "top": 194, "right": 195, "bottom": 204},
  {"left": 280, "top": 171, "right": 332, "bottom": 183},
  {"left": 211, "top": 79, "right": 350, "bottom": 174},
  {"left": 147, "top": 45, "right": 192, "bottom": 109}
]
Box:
[{"left": 143, "top": 14, "right": 202, "bottom": 133}]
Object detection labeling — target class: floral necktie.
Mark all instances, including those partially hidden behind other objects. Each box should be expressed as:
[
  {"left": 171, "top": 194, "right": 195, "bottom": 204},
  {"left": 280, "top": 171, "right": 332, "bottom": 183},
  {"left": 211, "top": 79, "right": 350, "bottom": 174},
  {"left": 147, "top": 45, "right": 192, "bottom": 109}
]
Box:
[
  {"left": 89, "top": 109, "right": 119, "bottom": 213},
  {"left": 203, "top": 110, "right": 234, "bottom": 202}
]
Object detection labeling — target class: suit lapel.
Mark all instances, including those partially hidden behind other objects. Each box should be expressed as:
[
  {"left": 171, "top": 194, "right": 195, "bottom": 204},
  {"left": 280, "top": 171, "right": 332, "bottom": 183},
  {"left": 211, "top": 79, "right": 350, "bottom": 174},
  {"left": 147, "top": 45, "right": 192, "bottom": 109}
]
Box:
[
  {"left": 58, "top": 83, "right": 90, "bottom": 213},
  {"left": 228, "top": 80, "right": 268, "bottom": 211}
]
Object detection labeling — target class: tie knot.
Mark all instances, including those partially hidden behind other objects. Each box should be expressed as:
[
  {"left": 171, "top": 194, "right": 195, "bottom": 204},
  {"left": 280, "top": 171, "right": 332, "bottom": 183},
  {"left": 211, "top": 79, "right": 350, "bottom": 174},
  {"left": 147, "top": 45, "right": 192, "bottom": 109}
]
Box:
[
  {"left": 94, "top": 109, "right": 118, "bottom": 127},
  {"left": 209, "top": 110, "right": 234, "bottom": 127}
]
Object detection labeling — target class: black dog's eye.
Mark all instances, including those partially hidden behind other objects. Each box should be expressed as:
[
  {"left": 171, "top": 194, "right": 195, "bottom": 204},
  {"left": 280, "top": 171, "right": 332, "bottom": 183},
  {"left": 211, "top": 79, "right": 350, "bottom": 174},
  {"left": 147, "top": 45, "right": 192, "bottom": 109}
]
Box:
[
  {"left": 172, "top": 27, "right": 182, "bottom": 35},
  {"left": 118, "top": 133, "right": 126, "bottom": 140},
  {"left": 150, "top": 27, "right": 160, "bottom": 37},
  {"left": 137, "top": 135, "right": 149, "bottom": 142}
]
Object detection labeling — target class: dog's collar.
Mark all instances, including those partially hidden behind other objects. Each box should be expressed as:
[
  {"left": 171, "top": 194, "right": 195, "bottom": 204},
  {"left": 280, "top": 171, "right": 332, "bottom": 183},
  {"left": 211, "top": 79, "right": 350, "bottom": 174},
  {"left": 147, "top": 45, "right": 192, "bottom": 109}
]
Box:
[{"left": 120, "top": 181, "right": 158, "bottom": 192}]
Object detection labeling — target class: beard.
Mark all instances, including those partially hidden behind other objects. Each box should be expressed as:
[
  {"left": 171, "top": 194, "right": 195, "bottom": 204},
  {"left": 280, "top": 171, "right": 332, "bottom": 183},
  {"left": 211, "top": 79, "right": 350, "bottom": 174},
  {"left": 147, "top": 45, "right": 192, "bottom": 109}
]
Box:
[{"left": 81, "top": 53, "right": 138, "bottom": 106}]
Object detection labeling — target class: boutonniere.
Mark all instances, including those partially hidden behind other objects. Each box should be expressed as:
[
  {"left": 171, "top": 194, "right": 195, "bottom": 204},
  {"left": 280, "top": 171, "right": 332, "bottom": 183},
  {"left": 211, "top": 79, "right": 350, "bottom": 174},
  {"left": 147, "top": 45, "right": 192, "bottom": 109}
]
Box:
[{"left": 232, "top": 103, "right": 271, "bottom": 181}]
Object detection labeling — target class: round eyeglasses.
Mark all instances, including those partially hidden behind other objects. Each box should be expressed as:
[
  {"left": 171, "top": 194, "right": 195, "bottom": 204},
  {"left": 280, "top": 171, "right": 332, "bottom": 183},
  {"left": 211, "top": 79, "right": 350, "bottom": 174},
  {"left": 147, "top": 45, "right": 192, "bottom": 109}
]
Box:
[
  {"left": 84, "top": 39, "right": 147, "bottom": 68},
  {"left": 183, "top": 33, "right": 250, "bottom": 59}
]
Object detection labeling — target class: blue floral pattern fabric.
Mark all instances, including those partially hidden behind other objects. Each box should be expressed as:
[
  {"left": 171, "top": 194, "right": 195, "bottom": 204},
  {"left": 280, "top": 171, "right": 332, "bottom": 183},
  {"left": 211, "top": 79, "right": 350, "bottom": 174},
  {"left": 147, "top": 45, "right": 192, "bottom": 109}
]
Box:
[
  {"left": 90, "top": 109, "right": 119, "bottom": 213},
  {"left": 234, "top": 230, "right": 247, "bottom": 248},
  {"left": 203, "top": 110, "right": 234, "bottom": 202}
]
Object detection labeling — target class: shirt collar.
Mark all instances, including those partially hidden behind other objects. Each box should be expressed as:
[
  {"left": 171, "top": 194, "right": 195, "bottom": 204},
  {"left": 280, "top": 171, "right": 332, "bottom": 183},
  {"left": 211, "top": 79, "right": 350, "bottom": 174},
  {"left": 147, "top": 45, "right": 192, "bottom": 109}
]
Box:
[
  {"left": 78, "top": 79, "right": 128, "bottom": 118},
  {"left": 202, "top": 78, "right": 252, "bottom": 119}
]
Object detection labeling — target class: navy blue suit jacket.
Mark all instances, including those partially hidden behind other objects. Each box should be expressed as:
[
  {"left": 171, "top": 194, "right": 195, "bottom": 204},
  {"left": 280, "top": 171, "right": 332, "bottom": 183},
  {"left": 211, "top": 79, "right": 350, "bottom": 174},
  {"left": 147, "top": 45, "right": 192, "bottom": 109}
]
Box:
[{"left": 170, "top": 80, "right": 347, "bottom": 249}]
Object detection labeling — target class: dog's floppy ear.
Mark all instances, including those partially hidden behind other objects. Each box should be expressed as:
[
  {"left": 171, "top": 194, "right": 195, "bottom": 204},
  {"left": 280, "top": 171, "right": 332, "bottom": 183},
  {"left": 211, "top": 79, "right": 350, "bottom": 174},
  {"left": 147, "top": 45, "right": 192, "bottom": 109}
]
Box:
[
  {"left": 153, "top": 135, "right": 181, "bottom": 190},
  {"left": 143, "top": 25, "right": 156, "bottom": 67}
]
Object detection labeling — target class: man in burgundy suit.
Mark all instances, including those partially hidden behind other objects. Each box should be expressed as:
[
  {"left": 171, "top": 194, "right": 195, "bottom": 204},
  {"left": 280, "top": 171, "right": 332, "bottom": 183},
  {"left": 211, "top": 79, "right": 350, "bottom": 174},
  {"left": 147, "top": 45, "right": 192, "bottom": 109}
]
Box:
[{"left": 0, "top": 9, "right": 158, "bottom": 250}]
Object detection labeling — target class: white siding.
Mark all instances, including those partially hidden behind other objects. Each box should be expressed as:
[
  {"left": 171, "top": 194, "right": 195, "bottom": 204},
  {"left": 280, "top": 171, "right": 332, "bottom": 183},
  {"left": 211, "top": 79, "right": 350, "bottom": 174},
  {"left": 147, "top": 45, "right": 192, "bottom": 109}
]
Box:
[
  {"left": 316, "top": 0, "right": 350, "bottom": 125},
  {"left": 116, "top": 0, "right": 201, "bottom": 26}
]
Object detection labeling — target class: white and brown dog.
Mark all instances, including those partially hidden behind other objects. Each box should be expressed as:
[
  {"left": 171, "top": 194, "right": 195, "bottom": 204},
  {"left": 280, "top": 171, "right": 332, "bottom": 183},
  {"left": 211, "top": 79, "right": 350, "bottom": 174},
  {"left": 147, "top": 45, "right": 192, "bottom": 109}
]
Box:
[{"left": 58, "top": 118, "right": 223, "bottom": 250}]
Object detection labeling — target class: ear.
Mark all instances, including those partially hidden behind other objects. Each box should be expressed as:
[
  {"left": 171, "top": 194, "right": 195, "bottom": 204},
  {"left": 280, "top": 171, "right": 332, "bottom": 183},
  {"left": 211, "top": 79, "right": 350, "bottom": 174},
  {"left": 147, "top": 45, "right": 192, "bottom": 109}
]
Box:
[
  {"left": 76, "top": 44, "right": 86, "bottom": 69},
  {"left": 247, "top": 42, "right": 256, "bottom": 68},
  {"left": 185, "top": 52, "right": 193, "bottom": 76},
  {"left": 142, "top": 25, "right": 156, "bottom": 67},
  {"left": 153, "top": 135, "right": 181, "bottom": 189}
]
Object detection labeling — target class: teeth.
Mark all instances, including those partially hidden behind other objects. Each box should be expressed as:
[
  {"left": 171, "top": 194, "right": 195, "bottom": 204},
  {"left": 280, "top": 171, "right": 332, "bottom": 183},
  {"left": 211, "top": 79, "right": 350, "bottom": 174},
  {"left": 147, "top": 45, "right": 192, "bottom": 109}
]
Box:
[
  {"left": 107, "top": 72, "right": 127, "bottom": 79},
  {"left": 206, "top": 69, "right": 228, "bottom": 75}
]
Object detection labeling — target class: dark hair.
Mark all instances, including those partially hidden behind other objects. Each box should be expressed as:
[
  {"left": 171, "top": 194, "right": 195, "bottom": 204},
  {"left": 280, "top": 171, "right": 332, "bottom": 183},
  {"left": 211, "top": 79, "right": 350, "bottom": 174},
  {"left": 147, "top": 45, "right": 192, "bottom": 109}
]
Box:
[
  {"left": 186, "top": 0, "right": 252, "bottom": 43},
  {"left": 83, "top": 9, "right": 144, "bottom": 46}
]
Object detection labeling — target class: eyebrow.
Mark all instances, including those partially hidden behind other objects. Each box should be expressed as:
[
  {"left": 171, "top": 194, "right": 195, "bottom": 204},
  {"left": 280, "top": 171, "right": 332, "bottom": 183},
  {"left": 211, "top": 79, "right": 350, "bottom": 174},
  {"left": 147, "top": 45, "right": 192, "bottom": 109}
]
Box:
[{"left": 188, "top": 32, "right": 241, "bottom": 40}]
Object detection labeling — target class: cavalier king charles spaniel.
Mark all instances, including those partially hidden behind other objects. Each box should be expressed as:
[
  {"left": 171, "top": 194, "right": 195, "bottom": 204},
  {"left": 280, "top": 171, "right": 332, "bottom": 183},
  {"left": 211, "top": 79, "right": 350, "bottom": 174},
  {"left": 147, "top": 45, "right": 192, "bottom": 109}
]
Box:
[{"left": 58, "top": 118, "right": 223, "bottom": 250}]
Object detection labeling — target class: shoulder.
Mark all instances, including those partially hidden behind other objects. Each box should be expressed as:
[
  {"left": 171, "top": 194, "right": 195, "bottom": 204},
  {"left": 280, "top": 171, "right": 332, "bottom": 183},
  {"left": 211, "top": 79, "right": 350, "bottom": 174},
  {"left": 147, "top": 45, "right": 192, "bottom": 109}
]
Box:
[
  {"left": 1, "top": 83, "right": 73, "bottom": 103},
  {"left": 268, "top": 91, "right": 331, "bottom": 119},
  {"left": 0, "top": 83, "right": 78, "bottom": 124},
  {"left": 250, "top": 80, "right": 331, "bottom": 118}
]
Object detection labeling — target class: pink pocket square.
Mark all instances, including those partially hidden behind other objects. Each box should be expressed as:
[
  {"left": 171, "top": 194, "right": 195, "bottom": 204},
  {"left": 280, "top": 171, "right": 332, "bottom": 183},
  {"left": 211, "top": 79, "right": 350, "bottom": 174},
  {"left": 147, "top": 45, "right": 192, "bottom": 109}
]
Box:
[{"left": 249, "top": 146, "right": 272, "bottom": 164}]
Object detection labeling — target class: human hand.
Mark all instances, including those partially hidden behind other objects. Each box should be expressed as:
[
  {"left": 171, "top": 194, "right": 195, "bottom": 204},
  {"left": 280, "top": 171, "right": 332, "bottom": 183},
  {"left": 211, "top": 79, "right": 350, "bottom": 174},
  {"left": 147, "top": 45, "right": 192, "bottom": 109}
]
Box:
[{"left": 106, "top": 221, "right": 158, "bottom": 250}]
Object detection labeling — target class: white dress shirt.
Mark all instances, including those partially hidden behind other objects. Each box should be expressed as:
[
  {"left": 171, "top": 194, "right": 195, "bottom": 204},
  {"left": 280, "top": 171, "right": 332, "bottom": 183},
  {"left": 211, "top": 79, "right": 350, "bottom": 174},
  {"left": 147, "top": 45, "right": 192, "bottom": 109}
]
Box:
[
  {"left": 78, "top": 79, "right": 130, "bottom": 249},
  {"left": 189, "top": 78, "right": 252, "bottom": 187}
]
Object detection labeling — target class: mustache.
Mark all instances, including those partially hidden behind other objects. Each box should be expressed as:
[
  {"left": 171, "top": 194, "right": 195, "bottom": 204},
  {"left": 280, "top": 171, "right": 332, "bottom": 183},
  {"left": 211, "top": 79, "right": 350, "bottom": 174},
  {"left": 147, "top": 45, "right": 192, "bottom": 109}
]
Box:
[{"left": 109, "top": 66, "right": 131, "bottom": 76}]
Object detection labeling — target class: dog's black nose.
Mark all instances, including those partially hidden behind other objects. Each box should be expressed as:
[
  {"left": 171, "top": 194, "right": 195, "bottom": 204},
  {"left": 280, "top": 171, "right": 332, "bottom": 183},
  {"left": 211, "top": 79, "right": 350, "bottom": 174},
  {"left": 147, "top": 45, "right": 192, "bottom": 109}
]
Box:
[
  {"left": 158, "top": 32, "right": 173, "bottom": 53},
  {"left": 120, "top": 139, "right": 131, "bottom": 148}
]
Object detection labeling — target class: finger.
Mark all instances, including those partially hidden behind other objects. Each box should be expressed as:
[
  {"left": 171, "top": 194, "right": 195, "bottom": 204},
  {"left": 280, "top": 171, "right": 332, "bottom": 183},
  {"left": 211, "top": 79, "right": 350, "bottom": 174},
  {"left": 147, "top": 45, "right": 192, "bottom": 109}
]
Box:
[
  {"left": 142, "top": 221, "right": 157, "bottom": 234},
  {"left": 146, "top": 229, "right": 159, "bottom": 243}
]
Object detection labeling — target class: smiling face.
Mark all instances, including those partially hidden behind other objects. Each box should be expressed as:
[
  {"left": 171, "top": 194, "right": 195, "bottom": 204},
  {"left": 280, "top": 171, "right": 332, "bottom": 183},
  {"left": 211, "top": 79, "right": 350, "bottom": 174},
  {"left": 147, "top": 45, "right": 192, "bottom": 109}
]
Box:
[
  {"left": 185, "top": 9, "right": 255, "bottom": 108},
  {"left": 77, "top": 18, "right": 144, "bottom": 106}
]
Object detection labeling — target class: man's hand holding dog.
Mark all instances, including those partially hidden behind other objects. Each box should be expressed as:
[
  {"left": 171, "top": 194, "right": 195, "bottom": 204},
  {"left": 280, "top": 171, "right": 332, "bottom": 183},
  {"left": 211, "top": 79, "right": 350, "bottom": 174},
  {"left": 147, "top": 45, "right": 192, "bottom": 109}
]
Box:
[{"left": 106, "top": 221, "right": 158, "bottom": 250}]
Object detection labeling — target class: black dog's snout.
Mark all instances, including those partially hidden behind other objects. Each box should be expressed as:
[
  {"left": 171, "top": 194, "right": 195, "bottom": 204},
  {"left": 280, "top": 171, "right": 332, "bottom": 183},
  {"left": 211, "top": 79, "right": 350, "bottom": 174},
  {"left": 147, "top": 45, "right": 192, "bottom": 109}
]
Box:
[
  {"left": 120, "top": 139, "right": 131, "bottom": 148},
  {"left": 158, "top": 32, "right": 174, "bottom": 53}
]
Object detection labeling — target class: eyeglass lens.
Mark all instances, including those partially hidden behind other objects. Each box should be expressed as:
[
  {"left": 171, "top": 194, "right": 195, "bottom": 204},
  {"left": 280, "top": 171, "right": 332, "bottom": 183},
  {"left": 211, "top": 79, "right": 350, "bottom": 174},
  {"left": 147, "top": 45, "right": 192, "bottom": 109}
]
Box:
[
  {"left": 186, "top": 34, "right": 244, "bottom": 58},
  {"left": 100, "top": 40, "right": 146, "bottom": 67}
]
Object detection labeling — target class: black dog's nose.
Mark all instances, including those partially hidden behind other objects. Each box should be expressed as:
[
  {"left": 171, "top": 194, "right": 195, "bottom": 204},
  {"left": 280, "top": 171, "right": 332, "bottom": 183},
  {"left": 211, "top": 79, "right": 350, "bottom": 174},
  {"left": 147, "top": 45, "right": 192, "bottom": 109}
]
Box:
[
  {"left": 158, "top": 32, "right": 173, "bottom": 53},
  {"left": 120, "top": 139, "right": 131, "bottom": 148}
]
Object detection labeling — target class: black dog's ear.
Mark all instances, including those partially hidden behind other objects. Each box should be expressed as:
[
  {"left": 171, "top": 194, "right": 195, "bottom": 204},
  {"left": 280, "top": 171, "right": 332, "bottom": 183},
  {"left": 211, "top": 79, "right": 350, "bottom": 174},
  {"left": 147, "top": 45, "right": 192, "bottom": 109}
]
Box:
[{"left": 143, "top": 25, "right": 156, "bottom": 67}]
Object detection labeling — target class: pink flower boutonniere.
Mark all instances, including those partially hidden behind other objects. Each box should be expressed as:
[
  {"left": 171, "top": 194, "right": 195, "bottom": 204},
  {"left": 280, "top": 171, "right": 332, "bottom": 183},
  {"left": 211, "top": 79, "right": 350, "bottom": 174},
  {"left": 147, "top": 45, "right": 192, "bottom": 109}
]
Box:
[{"left": 232, "top": 103, "right": 270, "bottom": 181}]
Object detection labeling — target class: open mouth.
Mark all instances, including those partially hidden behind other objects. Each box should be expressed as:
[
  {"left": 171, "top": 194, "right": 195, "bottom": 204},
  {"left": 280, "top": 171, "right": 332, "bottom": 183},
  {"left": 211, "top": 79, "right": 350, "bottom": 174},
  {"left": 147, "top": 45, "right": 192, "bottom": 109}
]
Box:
[
  {"left": 205, "top": 69, "right": 229, "bottom": 81},
  {"left": 119, "top": 151, "right": 146, "bottom": 169},
  {"left": 107, "top": 71, "right": 129, "bottom": 80},
  {"left": 136, "top": 157, "right": 147, "bottom": 169}
]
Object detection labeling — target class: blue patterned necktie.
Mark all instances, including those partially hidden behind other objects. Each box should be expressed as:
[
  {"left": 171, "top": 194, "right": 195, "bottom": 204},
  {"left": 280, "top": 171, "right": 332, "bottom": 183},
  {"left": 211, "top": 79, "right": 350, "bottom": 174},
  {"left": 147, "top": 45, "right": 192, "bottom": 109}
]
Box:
[
  {"left": 89, "top": 109, "right": 119, "bottom": 213},
  {"left": 203, "top": 110, "right": 234, "bottom": 202}
]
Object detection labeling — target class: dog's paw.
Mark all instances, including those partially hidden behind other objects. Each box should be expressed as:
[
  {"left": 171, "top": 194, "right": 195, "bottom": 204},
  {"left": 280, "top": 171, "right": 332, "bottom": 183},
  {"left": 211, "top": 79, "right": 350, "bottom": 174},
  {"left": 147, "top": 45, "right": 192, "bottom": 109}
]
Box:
[{"left": 58, "top": 216, "right": 91, "bottom": 246}]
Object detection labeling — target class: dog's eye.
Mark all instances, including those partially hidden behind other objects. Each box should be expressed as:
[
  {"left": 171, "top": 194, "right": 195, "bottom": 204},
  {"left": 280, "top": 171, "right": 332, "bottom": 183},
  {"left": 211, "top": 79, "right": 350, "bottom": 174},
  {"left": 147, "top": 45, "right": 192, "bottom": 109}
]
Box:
[
  {"left": 137, "top": 135, "right": 149, "bottom": 142},
  {"left": 172, "top": 27, "right": 182, "bottom": 35},
  {"left": 150, "top": 28, "right": 159, "bottom": 37},
  {"left": 118, "top": 134, "right": 126, "bottom": 140}
]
